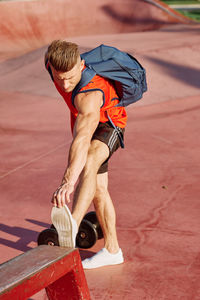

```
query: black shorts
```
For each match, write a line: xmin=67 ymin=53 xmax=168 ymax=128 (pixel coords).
xmin=92 ymin=122 xmax=125 ymax=174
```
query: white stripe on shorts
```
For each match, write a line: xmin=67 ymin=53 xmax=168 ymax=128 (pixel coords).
xmin=108 ymin=129 xmax=118 ymax=151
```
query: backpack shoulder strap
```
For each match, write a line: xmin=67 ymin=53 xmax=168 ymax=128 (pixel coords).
xmin=45 ymin=58 xmax=54 ymax=82
xmin=71 ymin=66 xmax=96 ymax=106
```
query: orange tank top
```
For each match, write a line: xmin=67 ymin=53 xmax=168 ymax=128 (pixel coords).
xmin=54 ymin=73 xmax=127 ymax=133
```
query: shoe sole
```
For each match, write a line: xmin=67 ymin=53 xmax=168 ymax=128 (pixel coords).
xmin=51 ymin=205 xmax=75 ymax=248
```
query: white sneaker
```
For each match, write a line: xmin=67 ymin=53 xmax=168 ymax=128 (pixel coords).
xmin=82 ymin=248 xmax=124 ymax=269
xmin=51 ymin=205 xmax=77 ymax=248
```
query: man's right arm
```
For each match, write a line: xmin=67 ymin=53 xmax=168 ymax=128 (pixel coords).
xmin=52 ymin=90 xmax=103 ymax=207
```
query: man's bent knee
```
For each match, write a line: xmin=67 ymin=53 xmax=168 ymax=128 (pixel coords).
xmin=83 ymin=140 xmax=109 ymax=174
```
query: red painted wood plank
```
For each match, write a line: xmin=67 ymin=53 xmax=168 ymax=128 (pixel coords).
xmin=0 ymin=245 xmax=90 ymax=300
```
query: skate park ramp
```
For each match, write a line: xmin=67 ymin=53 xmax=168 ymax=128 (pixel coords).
xmin=0 ymin=0 xmax=195 ymax=61
xmin=0 ymin=0 xmax=200 ymax=299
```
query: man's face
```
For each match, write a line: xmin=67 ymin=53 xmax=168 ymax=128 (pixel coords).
xmin=51 ymin=59 xmax=84 ymax=93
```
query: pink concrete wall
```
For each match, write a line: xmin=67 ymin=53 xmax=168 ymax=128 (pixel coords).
xmin=0 ymin=0 xmax=190 ymax=60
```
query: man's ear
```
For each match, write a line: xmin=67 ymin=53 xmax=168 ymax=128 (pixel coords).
xmin=80 ymin=59 xmax=85 ymax=70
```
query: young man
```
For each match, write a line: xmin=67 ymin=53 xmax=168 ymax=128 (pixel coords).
xmin=45 ymin=40 xmax=127 ymax=269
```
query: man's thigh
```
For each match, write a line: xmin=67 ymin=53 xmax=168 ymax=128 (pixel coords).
xmin=92 ymin=122 xmax=125 ymax=174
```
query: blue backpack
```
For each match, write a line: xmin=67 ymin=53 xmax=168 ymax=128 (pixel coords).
xmin=72 ymin=44 xmax=147 ymax=107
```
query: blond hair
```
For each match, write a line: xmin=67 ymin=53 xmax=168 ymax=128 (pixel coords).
xmin=46 ymin=40 xmax=80 ymax=72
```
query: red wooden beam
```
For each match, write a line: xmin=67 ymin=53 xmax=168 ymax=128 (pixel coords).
xmin=0 ymin=245 xmax=90 ymax=300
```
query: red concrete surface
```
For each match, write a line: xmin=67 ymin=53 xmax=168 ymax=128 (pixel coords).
xmin=0 ymin=0 xmax=200 ymax=299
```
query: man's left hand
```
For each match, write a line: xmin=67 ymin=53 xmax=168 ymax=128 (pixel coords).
xmin=51 ymin=182 xmax=74 ymax=208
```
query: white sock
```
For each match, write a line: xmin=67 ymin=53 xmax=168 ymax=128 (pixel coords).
xmin=51 ymin=205 xmax=77 ymax=248
xmin=82 ymin=248 xmax=124 ymax=269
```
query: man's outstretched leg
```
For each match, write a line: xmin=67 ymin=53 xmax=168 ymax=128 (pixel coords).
xmin=72 ymin=140 xmax=110 ymax=226
xmin=81 ymin=172 xmax=124 ymax=269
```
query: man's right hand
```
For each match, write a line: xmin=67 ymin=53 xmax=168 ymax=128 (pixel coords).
xmin=51 ymin=182 xmax=74 ymax=208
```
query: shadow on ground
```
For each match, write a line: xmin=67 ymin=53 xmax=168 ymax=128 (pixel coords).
xmin=145 ymin=55 xmax=200 ymax=88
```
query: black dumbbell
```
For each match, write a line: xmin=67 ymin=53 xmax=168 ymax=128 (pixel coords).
xmin=76 ymin=211 xmax=103 ymax=249
xmin=37 ymin=211 xmax=103 ymax=249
